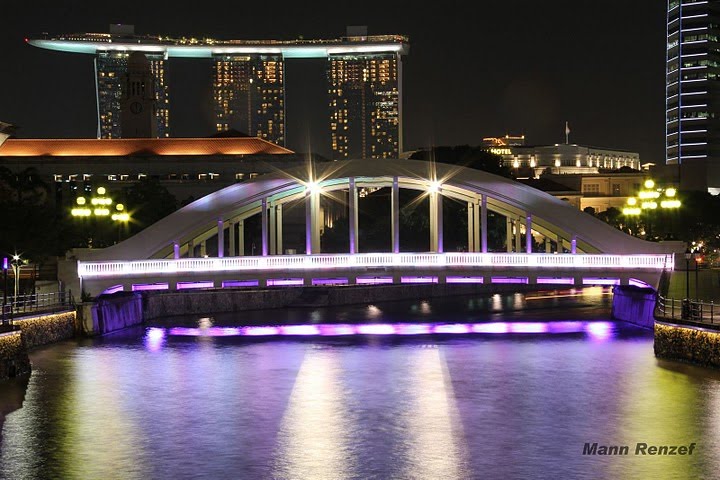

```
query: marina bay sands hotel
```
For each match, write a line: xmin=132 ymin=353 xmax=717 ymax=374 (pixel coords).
xmin=28 ymin=26 xmax=409 ymax=160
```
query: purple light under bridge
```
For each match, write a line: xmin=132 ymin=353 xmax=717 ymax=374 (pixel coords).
xmin=149 ymin=321 xmax=615 ymax=341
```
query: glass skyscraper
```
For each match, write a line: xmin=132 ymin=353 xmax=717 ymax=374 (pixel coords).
xmin=666 ymin=0 xmax=720 ymax=192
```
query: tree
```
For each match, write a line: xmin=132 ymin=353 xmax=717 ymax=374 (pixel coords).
xmin=123 ymin=178 xmax=178 ymax=235
xmin=409 ymin=145 xmax=513 ymax=178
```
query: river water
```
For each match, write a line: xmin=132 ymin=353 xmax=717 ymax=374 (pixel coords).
xmin=2 ymin=288 xmax=720 ymax=480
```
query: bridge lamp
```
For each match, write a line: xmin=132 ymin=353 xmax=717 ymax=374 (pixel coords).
xmin=428 ymin=181 xmax=441 ymax=193
xmin=76 ymin=197 xmax=86 ymax=205
xmin=665 ymin=188 xmax=676 ymax=198
xmin=644 ymin=179 xmax=655 ymax=189
xmin=306 ymin=181 xmax=322 ymax=194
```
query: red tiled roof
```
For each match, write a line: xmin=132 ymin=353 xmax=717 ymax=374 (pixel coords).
xmin=0 ymin=137 xmax=294 ymax=156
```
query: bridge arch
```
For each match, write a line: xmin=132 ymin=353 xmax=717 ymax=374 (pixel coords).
xmin=78 ymin=159 xmax=668 ymax=262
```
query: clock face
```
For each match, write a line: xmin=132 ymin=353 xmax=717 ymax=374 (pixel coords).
xmin=130 ymin=101 xmax=143 ymax=114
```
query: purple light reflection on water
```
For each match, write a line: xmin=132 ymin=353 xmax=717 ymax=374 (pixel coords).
xmin=320 ymin=324 xmax=356 ymax=335
xmin=509 ymin=323 xmax=549 ymax=334
xmin=585 ymin=322 xmax=614 ymax=341
xmin=356 ymin=324 xmax=397 ymax=335
xmin=159 ymin=321 xmax=617 ymax=339
xmin=281 ymin=325 xmax=321 ymax=335
xmin=396 ymin=324 xmax=432 ymax=335
xmin=433 ymin=324 xmax=471 ymax=334
xmin=144 ymin=327 xmax=166 ymax=352
xmin=244 ymin=326 xmax=281 ymax=336
xmin=472 ymin=323 xmax=509 ymax=334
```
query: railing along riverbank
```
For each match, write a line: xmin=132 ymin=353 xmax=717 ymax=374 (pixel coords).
xmin=656 ymin=294 xmax=719 ymax=324
xmin=2 ymin=291 xmax=73 ymax=325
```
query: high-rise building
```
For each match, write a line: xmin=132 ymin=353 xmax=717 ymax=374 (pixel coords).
xmin=328 ymin=52 xmax=401 ymax=159
xmin=213 ymin=55 xmax=285 ymax=145
xmin=27 ymin=28 xmax=408 ymax=157
xmin=666 ymin=0 xmax=720 ymax=193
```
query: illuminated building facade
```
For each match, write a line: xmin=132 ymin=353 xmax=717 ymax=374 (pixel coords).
xmin=213 ymin=55 xmax=284 ymax=145
xmin=485 ymin=141 xmax=641 ymax=177
xmin=328 ymin=52 xmax=401 ymax=159
xmin=666 ymin=0 xmax=720 ymax=192
xmin=28 ymin=28 xmax=408 ymax=155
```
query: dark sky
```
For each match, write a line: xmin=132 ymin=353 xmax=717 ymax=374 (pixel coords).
xmin=1 ymin=0 xmax=666 ymax=162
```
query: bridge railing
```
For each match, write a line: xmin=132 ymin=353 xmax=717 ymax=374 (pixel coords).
xmin=656 ymin=295 xmax=719 ymax=324
xmin=78 ymin=253 xmax=674 ymax=278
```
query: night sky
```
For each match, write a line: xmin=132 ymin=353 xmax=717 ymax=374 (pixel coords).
xmin=1 ymin=0 xmax=666 ymax=162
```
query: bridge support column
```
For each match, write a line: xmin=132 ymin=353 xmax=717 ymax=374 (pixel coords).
xmin=506 ymin=216 xmax=513 ymax=252
xmin=217 ymin=219 xmax=224 ymax=258
xmin=557 ymin=234 xmax=563 ymax=253
xmin=305 ymin=189 xmax=321 ymax=254
xmin=525 ymin=214 xmax=532 ymax=253
xmin=545 ymin=236 xmax=552 ymax=253
xmin=467 ymin=200 xmax=480 ymax=252
xmin=481 ymin=195 xmax=488 ymax=253
xmin=391 ymin=176 xmax=400 ymax=254
xmin=571 ymin=235 xmax=577 ymax=254
xmin=188 ymin=239 xmax=194 ymax=258
xmin=276 ymin=204 xmax=283 ymax=255
xmin=173 ymin=242 xmax=180 ymax=259
xmin=238 ymin=220 xmax=245 ymax=256
xmin=514 ymin=217 xmax=522 ymax=253
xmin=199 ymin=241 xmax=207 ymax=258
xmin=430 ymin=190 xmax=443 ymax=253
xmin=349 ymin=177 xmax=359 ymax=254
xmin=228 ymin=221 xmax=236 ymax=257
xmin=262 ymin=198 xmax=269 ymax=256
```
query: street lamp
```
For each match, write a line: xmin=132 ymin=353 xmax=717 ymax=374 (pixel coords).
xmin=2 ymin=257 xmax=7 ymax=324
xmin=683 ymin=248 xmax=693 ymax=319
xmin=623 ymin=180 xmax=681 ymax=239
xmin=10 ymin=254 xmax=27 ymax=303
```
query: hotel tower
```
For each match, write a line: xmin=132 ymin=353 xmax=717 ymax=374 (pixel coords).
xmin=28 ymin=26 xmax=409 ymax=159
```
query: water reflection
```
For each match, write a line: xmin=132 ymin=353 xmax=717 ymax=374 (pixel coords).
xmin=403 ymin=346 xmax=467 ymax=479
xmin=2 ymin=290 xmax=720 ymax=479
xmin=273 ymin=350 xmax=354 ymax=480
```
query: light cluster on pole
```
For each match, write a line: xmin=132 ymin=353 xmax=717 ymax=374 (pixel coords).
xmin=71 ymin=187 xmax=130 ymax=223
xmin=623 ymin=179 xmax=681 ymax=216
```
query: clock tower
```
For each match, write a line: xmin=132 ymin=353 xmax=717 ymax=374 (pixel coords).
xmin=121 ymin=52 xmax=157 ymax=138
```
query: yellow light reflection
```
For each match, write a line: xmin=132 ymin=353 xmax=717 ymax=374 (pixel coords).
xmin=403 ymin=347 xmax=467 ymax=479
xmin=273 ymin=351 xmax=353 ymax=480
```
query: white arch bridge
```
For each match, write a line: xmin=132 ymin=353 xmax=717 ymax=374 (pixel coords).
xmin=64 ymin=159 xmax=676 ymax=297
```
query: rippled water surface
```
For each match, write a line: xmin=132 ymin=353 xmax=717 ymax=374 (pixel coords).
xmin=2 ymin=289 xmax=720 ymax=479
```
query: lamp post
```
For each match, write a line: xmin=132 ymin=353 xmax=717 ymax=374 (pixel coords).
xmin=2 ymin=257 xmax=7 ymax=325
xmin=623 ymin=180 xmax=680 ymax=239
xmin=684 ymin=248 xmax=692 ymax=319
xmin=72 ymin=187 xmax=131 ymax=247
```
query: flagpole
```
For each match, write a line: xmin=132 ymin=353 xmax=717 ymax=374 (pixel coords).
xmin=565 ymin=121 xmax=570 ymax=144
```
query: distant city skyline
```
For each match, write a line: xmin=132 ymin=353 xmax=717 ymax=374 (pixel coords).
xmin=1 ymin=0 xmax=666 ymax=162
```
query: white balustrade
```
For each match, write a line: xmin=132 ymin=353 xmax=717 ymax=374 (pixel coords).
xmin=77 ymin=252 xmax=673 ymax=278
